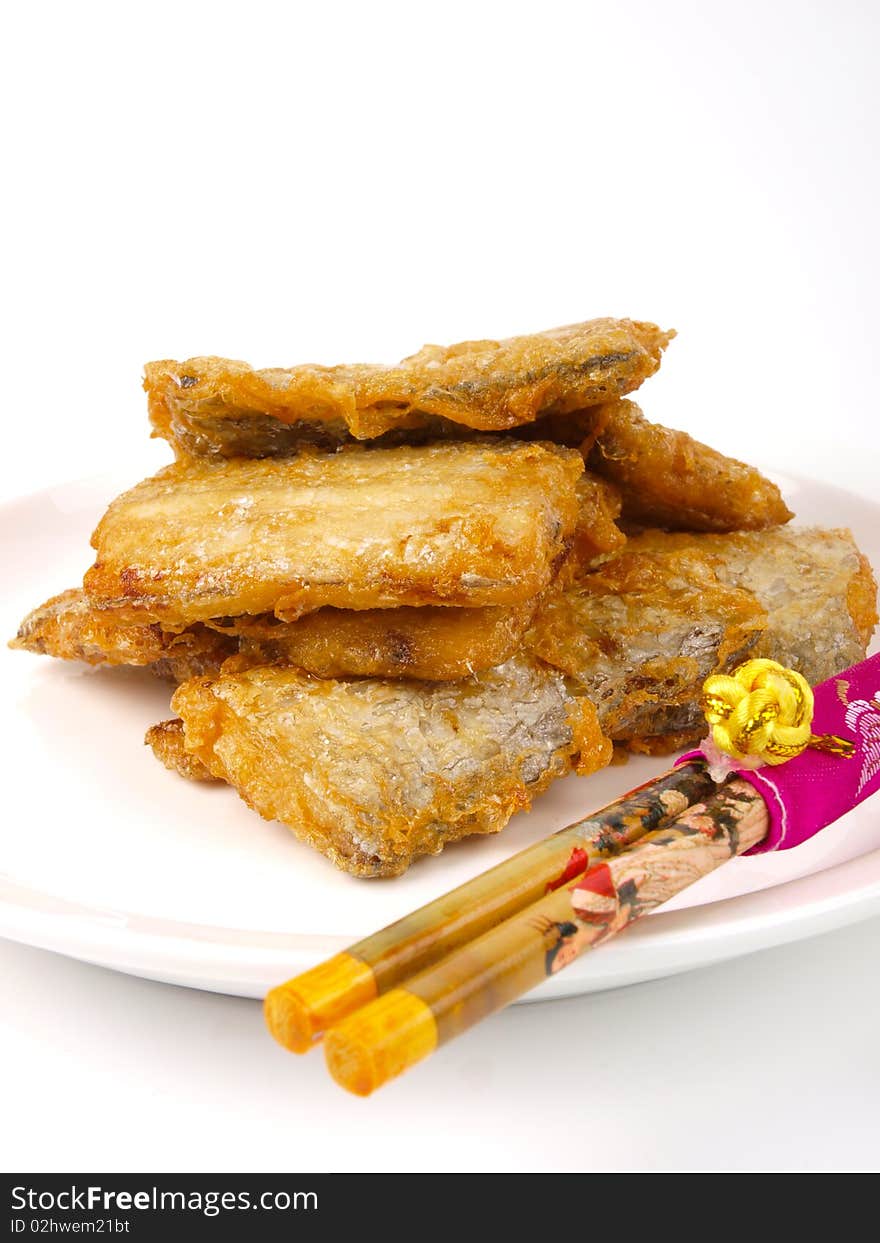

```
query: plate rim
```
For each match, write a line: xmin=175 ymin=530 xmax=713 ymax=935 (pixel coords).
xmin=3 ymin=465 xmax=879 ymax=1000
xmin=3 ymin=842 xmax=880 ymax=1001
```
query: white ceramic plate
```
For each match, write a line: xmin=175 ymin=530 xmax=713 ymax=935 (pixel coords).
xmin=2 ymin=469 xmax=879 ymax=1002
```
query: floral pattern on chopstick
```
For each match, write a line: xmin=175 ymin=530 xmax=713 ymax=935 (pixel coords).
xmin=543 ymin=762 xmax=717 ymax=894
xmin=540 ymin=778 xmax=767 ymax=974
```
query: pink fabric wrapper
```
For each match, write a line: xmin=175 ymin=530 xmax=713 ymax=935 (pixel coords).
xmin=678 ymin=651 xmax=880 ymax=855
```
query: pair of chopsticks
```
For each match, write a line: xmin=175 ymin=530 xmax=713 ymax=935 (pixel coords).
xmin=265 ymin=654 xmax=880 ymax=1094
xmin=266 ymin=760 xmax=769 ymax=1094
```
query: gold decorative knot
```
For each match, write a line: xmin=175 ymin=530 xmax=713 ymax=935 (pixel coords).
xmin=701 ymin=658 xmax=854 ymax=767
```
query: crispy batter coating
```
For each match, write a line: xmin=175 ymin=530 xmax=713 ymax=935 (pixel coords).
xmin=573 ymin=471 xmax=626 ymax=568
xmin=584 ymin=400 xmax=793 ymax=532
xmin=15 ymin=472 xmax=618 ymax=683
xmin=206 ymin=471 xmax=620 ymax=677
xmin=146 ymin=319 xmax=674 ymax=458
xmin=13 ymin=587 xmax=548 ymax=687
xmin=527 ymin=526 xmax=877 ymax=750
xmin=528 ymin=541 xmax=764 ymax=744
xmin=226 ymin=600 xmax=539 ymax=681
xmin=626 ymin=525 xmax=878 ymax=654
xmin=168 ymin=658 xmax=612 ymax=877
xmin=9 ymin=588 xmax=234 ymax=681
xmin=11 ymin=587 xmax=538 ymax=683
xmin=145 ymin=719 xmax=219 ymax=781
xmin=83 ymin=441 xmax=582 ymax=626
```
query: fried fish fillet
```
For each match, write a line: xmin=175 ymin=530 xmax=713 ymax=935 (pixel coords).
xmin=629 ymin=525 xmax=878 ymax=664
xmin=584 ymin=399 xmax=793 ymax=531
xmin=9 ymin=588 xmax=235 ymax=681
xmin=527 ymin=526 xmax=877 ymax=751
xmin=166 ymin=658 xmax=613 ymax=877
xmin=145 ymin=319 xmax=674 ymax=458
xmin=16 ymin=470 xmax=619 ymax=682
xmin=145 ymin=719 xmax=218 ymax=782
xmin=83 ymin=440 xmax=583 ymax=626
xmin=573 ymin=470 xmax=626 ymax=567
xmin=10 ymin=588 xmax=540 ymax=683
xmin=217 ymin=471 xmax=622 ymax=678
xmin=11 ymin=579 xmax=551 ymax=688
xmin=226 ymin=600 xmax=539 ymax=681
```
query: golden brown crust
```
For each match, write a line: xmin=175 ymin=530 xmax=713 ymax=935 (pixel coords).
xmin=847 ymin=551 xmax=880 ymax=650
xmin=146 ymin=319 xmax=674 ymax=457
xmin=573 ymin=471 xmax=626 ymax=568
xmin=15 ymin=468 xmax=618 ymax=683
xmin=527 ymin=526 xmax=876 ymax=752
xmin=145 ymin=719 xmax=219 ymax=781
xmin=11 ymin=587 xmax=541 ymax=684
xmin=83 ymin=441 xmax=583 ymax=626
xmin=528 ymin=543 xmax=766 ymax=746
xmin=170 ymin=659 xmax=612 ymax=877
xmin=227 ymin=600 xmax=538 ymax=681
xmin=9 ymin=588 xmax=233 ymax=681
xmin=585 ymin=399 xmax=794 ymax=532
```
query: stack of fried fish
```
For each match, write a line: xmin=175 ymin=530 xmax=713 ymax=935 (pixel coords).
xmin=12 ymin=320 xmax=877 ymax=876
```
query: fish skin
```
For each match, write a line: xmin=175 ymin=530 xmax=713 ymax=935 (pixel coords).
xmin=584 ymin=399 xmax=793 ymax=532
xmin=82 ymin=440 xmax=583 ymax=626
xmin=9 ymin=587 xmax=235 ymax=681
xmin=527 ymin=526 xmax=877 ymax=750
xmin=167 ymin=657 xmax=612 ymax=877
xmin=145 ymin=319 xmax=673 ymax=457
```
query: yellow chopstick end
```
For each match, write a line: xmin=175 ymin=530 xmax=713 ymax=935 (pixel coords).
xmin=265 ymin=952 xmax=377 ymax=1054
xmin=324 ymin=989 xmax=438 ymax=1096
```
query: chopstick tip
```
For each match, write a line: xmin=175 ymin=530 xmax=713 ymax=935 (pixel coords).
xmin=324 ymin=989 xmax=438 ymax=1096
xmin=264 ymin=985 xmax=318 ymax=1054
xmin=264 ymin=952 xmax=379 ymax=1054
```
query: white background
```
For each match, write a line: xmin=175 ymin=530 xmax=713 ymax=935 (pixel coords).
xmin=2 ymin=0 xmax=879 ymax=1173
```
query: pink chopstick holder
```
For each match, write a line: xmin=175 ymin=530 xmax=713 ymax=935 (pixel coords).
xmin=678 ymin=651 xmax=880 ymax=854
